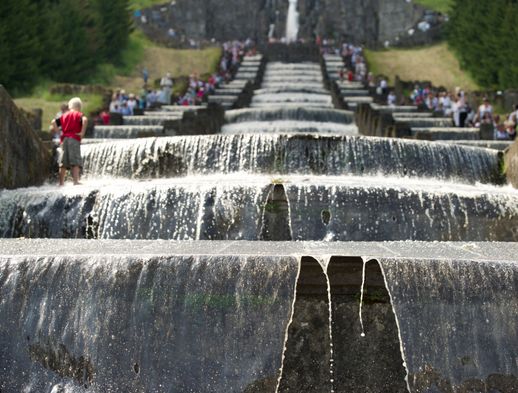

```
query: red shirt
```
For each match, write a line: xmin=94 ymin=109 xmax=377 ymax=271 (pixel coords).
xmin=60 ymin=111 xmax=84 ymax=142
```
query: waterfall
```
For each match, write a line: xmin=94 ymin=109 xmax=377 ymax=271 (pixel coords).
xmin=286 ymin=0 xmax=299 ymax=43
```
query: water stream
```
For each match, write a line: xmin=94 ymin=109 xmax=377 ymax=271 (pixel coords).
xmin=286 ymin=0 xmax=299 ymax=43
xmin=1 ymin=48 xmax=518 ymax=392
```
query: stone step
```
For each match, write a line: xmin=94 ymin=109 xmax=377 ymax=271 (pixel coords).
xmin=208 ymin=95 xmax=238 ymax=103
xmin=214 ymin=88 xmax=244 ymax=96
xmin=2 ymin=175 xmax=516 ymax=241
xmin=80 ymin=134 xmax=502 ymax=185
xmin=160 ymin=105 xmax=204 ymax=112
xmin=411 ymin=127 xmax=480 ymax=141
xmin=234 ymin=73 xmax=258 ymax=80
xmin=340 ymin=89 xmax=370 ymax=97
xmin=1 ymin=238 xmax=517 ymax=392
xmin=371 ymin=104 xmax=418 ymax=113
xmin=343 ymin=96 xmax=374 ymax=104
xmin=439 ymin=140 xmax=514 ymax=151
xmin=394 ymin=117 xmax=454 ymax=128
xmin=337 ymin=82 xmax=365 ymax=90
xmin=123 ymin=116 xmax=180 ymax=126
xmin=143 ymin=111 xmax=184 ymax=117
xmin=391 ymin=112 xmax=434 ymax=118
xmin=92 ymin=126 xmax=164 ymax=139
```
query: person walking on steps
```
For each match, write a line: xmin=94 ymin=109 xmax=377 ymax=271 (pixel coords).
xmin=51 ymin=97 xmax=88 ymax=186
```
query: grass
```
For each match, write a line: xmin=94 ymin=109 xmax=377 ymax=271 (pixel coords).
xmin=413 ymin=0 xmax=453 ymax=14
xmin=129 ymin=0 xmax=168 ymax=11
xmin=15 ymin=93 xmax=104 ymax=130
xmin=111 ymin=40 xmax=221 ymax=94
xmin=14 ymin=30 xmax=221 ymax=130
xmin=364 ymin=42 xmax=480 ymax=91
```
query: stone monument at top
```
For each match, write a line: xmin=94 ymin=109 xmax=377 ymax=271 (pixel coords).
xmin=286 ymin=0 xmax=299 ymax=43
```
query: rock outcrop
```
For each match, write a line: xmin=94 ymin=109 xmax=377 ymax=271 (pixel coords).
xmin=0 ymin=85 xmax=51 ymax=189
xmin=506 ymin=141 xmax=518 ymax=188
xmin=137 ymin=0 xmax=424 ymax=47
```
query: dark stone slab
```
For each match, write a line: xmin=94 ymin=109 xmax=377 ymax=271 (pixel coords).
xmin=0 ymin=85 xmax=51 ymax=189
xmin=506 ymin=140 xmax=518 ymax=188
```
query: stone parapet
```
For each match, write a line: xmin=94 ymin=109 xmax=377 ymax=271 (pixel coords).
xmin=0 ymin=85 xmax=51 ymax=189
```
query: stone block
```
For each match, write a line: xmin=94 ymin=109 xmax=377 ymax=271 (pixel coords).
xmin=506 ymin=140 xmax=518 ymax=188
xmin=0 ymin=85 xmax=51 ymax=189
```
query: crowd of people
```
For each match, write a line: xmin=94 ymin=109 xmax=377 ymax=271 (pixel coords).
xmin=176 ymin=40 xmax=256 ymax=105
xmin=409 ymin=86 xmax=517 ymax=140
xmin=324 ymin=38 xmax=518 ymax=141
xmin=104 ymin=40 xmax=257 ymax=112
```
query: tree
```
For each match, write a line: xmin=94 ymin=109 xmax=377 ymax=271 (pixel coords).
xmin=448 ymin=0 xmax=518 ymax=89
xmin=0 ymin=0 xmax=41 ymax=91
xmin=91 ymin=0 xmax=132 ymax=63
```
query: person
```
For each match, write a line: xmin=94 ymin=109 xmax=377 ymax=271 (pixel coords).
xmin=142 ymin=68 xmax=149 ymax=86
xmin=127 ymin=94 xmax=138 ymax=114
xmin=100 ymin=109 xmax=110 ymax=125
xmin=387 ymin=91 xmax=396 ymax=106
xmin=508 ymin=104 xmax=518 ymax=128
xmin=50 ymin=103 xmax=69 ymax=143
xmin=494 ymin=116 xmax=508 ymax=140
xmin=476 ymin=97 xmax=494 ymax=125
xmin=51 ymin=97 xmax=88 ymax=186
xmin=121 ymin=101 xmax=132 ymax=116
xmin=160 ymin=72 xmax=174 ymax=104
xmin=505 ymin=120 xmax=517 ymax=140
xmin=379 ymin=78 xmax=388 ymax=95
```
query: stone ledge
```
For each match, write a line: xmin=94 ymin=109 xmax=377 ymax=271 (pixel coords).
xmin=2 ymin=239 xmax=518 ymax=261
xmin=0 ymin=85 xmax=51 ymax=189
xmin=506 ymin=140 xmax=518 ymax=188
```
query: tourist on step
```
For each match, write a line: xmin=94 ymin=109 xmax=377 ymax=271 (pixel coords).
xmin=51 ymin=97 xmax=88 ymax=186
xmin=387 ymin=91 xmax=397 ymax=106
xmin=160 ymin=72 xmax=174 ymax=104
xmin=505 ymin=120 xmax=517 ymax=140
xmin=142 ymin=68 xmax=149 ymax=86
xmin=508 ymin=104 xmax=518 ymax=128
xmin=475 ymin=97 xmax=494 ymax=125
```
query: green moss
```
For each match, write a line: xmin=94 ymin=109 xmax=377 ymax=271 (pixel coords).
xmin=500 ymin=155 xmax=508 ymax=177
xmin=264 ymin=200 xmax=284 ymax=214
xmin=356 ymin=288 xmax=388 ymax=304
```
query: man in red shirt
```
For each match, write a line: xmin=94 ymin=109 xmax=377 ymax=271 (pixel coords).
xmin=51 ymin=97 xmax=88 ymax=186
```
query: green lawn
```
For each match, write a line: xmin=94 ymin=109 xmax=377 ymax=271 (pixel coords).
xmin=15 ymin=93 xmax=104 ymax=129
xmin=14 ymin=30 xmax=221 ymax=130
xmin=129 ymin=0 xmax=168 ymax=11
xmin=365 ymin=42 xmax=479 ymax=91
xmin=414 ymin=0 xmax=453 ymax=14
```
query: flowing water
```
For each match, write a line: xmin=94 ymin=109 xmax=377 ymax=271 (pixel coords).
xmin=1 ymin=50 xmax=518 ymax=392
xmin=286 ymin=0 xmax=299 ymax=43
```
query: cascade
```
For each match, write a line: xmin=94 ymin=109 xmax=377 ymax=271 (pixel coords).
xmin=1 ymin=44 xmax=518 ymax=392
xmin=286 ymin=0 xmax=299 ymax=43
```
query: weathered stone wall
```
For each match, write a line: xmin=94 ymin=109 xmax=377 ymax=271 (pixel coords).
xmin=506 ymin=141 xmax=518 ymax=188
xmin=138 ymin=0 xmax=424 ymax=47
xmin=0 ymin=85 xmax=51 ymax=189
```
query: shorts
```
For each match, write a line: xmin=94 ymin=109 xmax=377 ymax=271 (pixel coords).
xmin=60 ymin=138 xmax=82 ymax=169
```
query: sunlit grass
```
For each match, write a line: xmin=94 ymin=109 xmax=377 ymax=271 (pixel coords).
xmin=128 ymin=0 xmax=168 ymax=11
xmin=364 ymin=42 xmax=479 ymax=91
xmin=414 ymin=0 xmax=453 ymax=14
xmin=15 ymin=93 xmax=104 ymax=130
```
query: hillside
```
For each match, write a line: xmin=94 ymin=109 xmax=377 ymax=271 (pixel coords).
xmin=365 ymin=42 xmax=479 ymax=91
xmin=414 ymin=0 xmax=453 ymax=14
xmin=15 ymin=31 xmax=221 ymax=127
